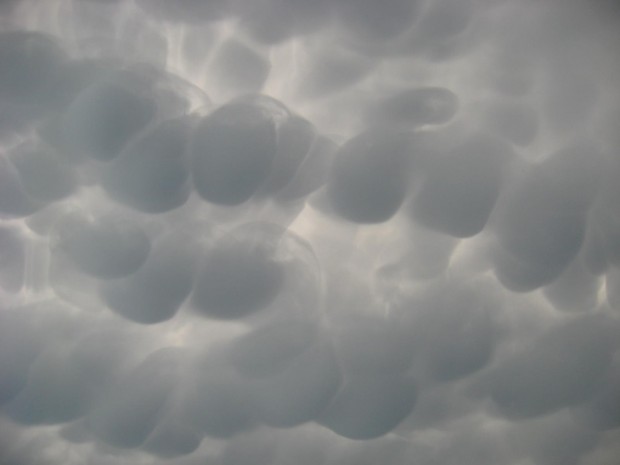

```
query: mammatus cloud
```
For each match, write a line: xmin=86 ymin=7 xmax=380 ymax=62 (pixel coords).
xmin=1 ymin=0 xmax=620 ymax=464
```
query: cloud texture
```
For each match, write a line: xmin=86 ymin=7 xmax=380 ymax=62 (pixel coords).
xmin=1 ymin=1 xmax=620 ymax=464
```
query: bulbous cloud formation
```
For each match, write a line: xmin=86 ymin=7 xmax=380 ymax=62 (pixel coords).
xmin=1 ymin=1 xmax=620 ymax=465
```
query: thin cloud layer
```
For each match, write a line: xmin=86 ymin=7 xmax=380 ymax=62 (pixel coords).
xmin=1 ymin=1 xmax=620 ymax=465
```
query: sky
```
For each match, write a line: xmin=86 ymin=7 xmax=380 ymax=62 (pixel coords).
xmin=1 ymin=0 xmax=620 ymax=464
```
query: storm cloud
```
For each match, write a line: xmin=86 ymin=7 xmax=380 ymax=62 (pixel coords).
xmin=1 ymin=1 xmax=620 ymax=465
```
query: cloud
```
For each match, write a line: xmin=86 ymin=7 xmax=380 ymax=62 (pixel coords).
xmin=101 ymin=117 xmax=193 ymax=213
xmin=1 ymin=0 xmax=620 ymax=464
xmin=326 ymin=129 xmax=414 ymax=224
xmin=411 ymin=132 xmax=514 ymax=237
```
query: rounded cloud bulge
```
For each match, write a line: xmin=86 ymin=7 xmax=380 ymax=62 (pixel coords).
xmin=1 ymin=1 xmax=620 ymax=465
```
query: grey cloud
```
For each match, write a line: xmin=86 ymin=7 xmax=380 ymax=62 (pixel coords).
xmin=485 ymin=314 xmax=620 ymax=419
xmin=368 ymin=87 xmax=459 ymax=129
xmin=136 ymin=0 xmax=230 ymax=24
xmin=585 ymin=168 xmax=620 ymax=273
xmin=191 ymin=100 xmax=278 ymax=206
xmin=235 ymin=0 xmax=330 ymax=45
xmin=102 ymin=117 xmax=193 ymax=213
xmin=412 ymin=133 xmax=514 ymax=237
xmin=52 ymin=211 xmax=151 ymax=280
xmin=0 ymin=418 xmax=60 ymax=465
xmin=273 ymin=135 xmax=336 ymax=202
xmin=326 ymin=129 xmax=414 ymax=224
xmin=492 ymin=142 xmax=603 ymax=291
xmin=42 ymin=58 xmax=113 ymax=114
xmin=248 ymin=339 xmax=341 ymax=427
xmin=541 ymin=53 xmax=600 ymax=134
xmin=100 ymin=230 xmax=199 ymax=324
xmin=221 ymin=426 xmax=334 ymax=465
xmin=401 ymin=278 xmax=502 ymax=382
xmin=61 ymin=74 xmax=157 ymax=161
xmin=327 ymin=436 xmax=412 ymax=465
xmin=318 ymin=373 xmax=417 ymax=440
xmin=0 ymin=309 xmax=40 ymax=406
xmin=543 ymin=256 xmax=602 ymax=313
xmin=330 ymin=314 xmax=414 ymax=375
xmin=257 ymin=115 xmax=316 ymax=197
xmin=606 ymin=266 xmax=620 ymax=311
xmin=0 ymin=302 xmax=127 ymax=412
xmin=208 ymin=40 xmax=271 ymax=97
xmin=87 ymin=347 xmax=184 ymax=448
xmin=395 ymin=0 xmax=475 ymax=60
xmin=296 ymin=46 xmax=375 ymax=99
xmin=178 ymin=352 xmax=256 ymax=438
xmin=334 ymin=0 xmax=420 ymax=42
xmin=4 ymin=330 xmax=128 ymax=425
xmin=414 ymin=0 xmax=473 ymax=44
xmin=142 ymin=418 xmax=203 ymax=458
xmin=0 ymin=31 xmax=66 ymax=108
xmin=377 ymin=222 xmax=458 ymax=281
xmin=572 ymin=356 xmax=620 ymax=431
xmin=1 ymin=0 xmax=620 ymax=464
xmin=508 ymin=410 xmax=600 ymax=465
xmin=0 ymin=153 xmax=41 ymax=218
xmin=0 ymin=226 xmax=25 ymax=293
xmin=484 ymin=101 xmax=539 ymax=147
xmin=191 ymin=223 xmax=286 ymax=319
xmin=405 ymin=381 xmax=483 ymax=430
xmin=9 ymin=144 xmax=77 ymax=203
xmin=221 ymin=429 xmax=278 ymax=465
xmin=228 ymin=319 xmax=320 ymax=378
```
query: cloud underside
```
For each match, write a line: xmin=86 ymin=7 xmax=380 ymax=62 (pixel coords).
xmin=1 ymin=1 xmax=620 ymax=465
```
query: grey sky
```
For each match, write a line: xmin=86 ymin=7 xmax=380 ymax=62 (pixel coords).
xmin=1 ymin=1 xmax=620 ymax=464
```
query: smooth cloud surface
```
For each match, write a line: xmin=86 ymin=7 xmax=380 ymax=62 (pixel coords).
xmin=1 ymin=1 xmax=620 ymax=465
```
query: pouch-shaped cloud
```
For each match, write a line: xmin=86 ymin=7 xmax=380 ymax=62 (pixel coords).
xmin=87 ymin=347 xmax=183 ymax=448
xmin=368 ymin=87 xmax=459 ymax=129
xmin=492 ymin=142 xmax=603 ymax=291
xmin=485 ymin=314 xmax=620 ymax=419
xmin=257 ymin=115 xmax=317 ymax=197
xmin=318 ymin=373 xmax=417 ymax=440
xmin=326 ymin=129 xmax=413 ymax=223
xmin=102 ymin=117 xmax=193 ymax=213
xmin=402 ymin=278 xmax=502 ymax=382
xmin=178 ymin=352 xmax=257 ymax=438
xmin=334 ymin=0 xmax=420 ymax=42
xmin=52 ymin=211 xmax=151 ymax=279
xmin=0 ymin=31 xmax=65 ymax=108
xmin=1 ymin=1 xmax=620 ymax=464
xmin=191 ymin=223 xmax=287 ymax=319
xmin=61 ymin=75 xmax=157 ymax=161
xmin=330 ymin=314 xmax=414 ymax=375
xmin=543 ymin=257 xmax=601 ymax=313
xmin=412 ymin=132 xmax=514 ymax=237
xmin=243 ymin=330 xmax=342 ymax=427
xmin=9 ymin=144 xmax=77 ymax=203
xmin=4 ymin=330 xmax=129 ymax=425
xmin=208 ymin=39 xmax=271 ymax=98
xmin=100 ymin=230 xmax=198 ymax=323
xmin=228 ymin=319 xmax=320 ymax=378
xmin=191 ymin=100 xmax=278 ymax=205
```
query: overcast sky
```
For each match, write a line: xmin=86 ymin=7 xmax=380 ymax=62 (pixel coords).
xmin=1 ymin=0 xmax=620 ymax=464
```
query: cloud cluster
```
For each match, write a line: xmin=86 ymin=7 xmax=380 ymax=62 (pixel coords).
xmin=1 ymin=1 xmax=620 ymax=464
